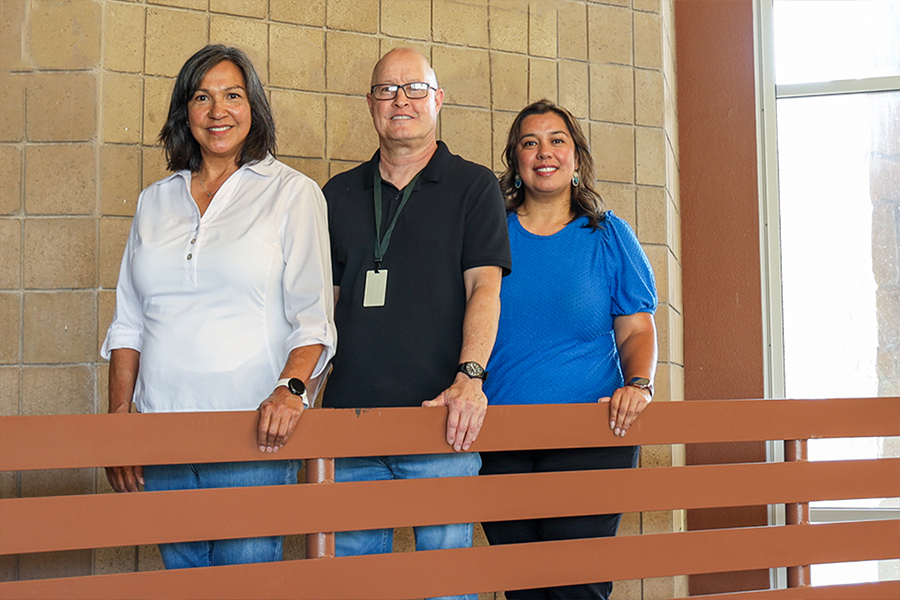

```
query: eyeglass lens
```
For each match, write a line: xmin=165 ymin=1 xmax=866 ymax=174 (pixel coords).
xmin=373 ymin=83 xmax=431 ymax=99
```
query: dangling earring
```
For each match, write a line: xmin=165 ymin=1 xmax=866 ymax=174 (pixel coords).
xmin=572 ymin=171 xmax=580 ymax=187
xmin=514 ymin=174 xmax=522 ymax=189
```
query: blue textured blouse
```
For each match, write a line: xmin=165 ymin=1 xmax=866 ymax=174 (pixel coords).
xmin=484 ymin=211 xmax=657 ymax=405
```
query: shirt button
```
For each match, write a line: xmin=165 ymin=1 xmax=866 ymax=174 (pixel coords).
xmin=187 ymin=254 xmax=192 ymax=260
xmin=190 ymin=238 xmax=196 ymax=244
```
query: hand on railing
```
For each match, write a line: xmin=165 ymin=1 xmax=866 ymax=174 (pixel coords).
xmin=422 ymin=373 xmax=487 ymax=452
xmin=257 ymin=386 xmax=305 ymax=453
xmin=600 ymin=384 xmax=652 ymax=437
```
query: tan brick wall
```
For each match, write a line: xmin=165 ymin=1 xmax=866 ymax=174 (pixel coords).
xmin=0 ymin=0 xmax=683 ymax=596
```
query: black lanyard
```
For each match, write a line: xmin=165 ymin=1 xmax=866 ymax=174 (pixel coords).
xmin=373 ymin=166 xmax=421 ymax=272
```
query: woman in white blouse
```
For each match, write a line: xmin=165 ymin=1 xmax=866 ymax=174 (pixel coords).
xmin=101 ymin=45 xmax=336 ymax=569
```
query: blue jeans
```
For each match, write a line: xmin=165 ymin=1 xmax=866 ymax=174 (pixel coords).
xmin=142 ymin=460 xmax=299 ymax=569
xmin=335 ymin=452 xmax=481 ymax=600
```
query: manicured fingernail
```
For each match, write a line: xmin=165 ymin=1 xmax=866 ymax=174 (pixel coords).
xmin=259 ymin=446 xmax=266 ymax=452
xmin=614 ymin=428 xmax=621 ymax=436
xmin=610 ymin=421 xmax=616 ymax=429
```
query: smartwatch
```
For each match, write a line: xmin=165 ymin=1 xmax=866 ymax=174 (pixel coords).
xmin=275 ymin=377 xmax=309 ymax=407
xmin=458 ymin=361 xmax=488 ymax=381
xmin=626 ymin=376 xmax=653 ymax=398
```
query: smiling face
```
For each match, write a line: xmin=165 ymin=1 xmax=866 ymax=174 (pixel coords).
xmin=515 ymin=112 xmax=579 ymax=203
xmin=187 ymin=60 xmax=252 ymax=165
xmin=367 ymin=49 xmax=443 ymax=150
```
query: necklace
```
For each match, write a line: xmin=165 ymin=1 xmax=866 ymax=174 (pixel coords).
xmin=197 ymin=177 xmax=216 ymax=198
xmin=195 ymin=166 xmax=237 ymax=199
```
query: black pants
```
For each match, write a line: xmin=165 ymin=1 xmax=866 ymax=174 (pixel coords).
xmin=479 ymin=445 xmax=639 ymax=600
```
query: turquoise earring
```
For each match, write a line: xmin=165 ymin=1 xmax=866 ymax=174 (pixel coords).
xmin=514 ymin=174 xmax=522 ymax=189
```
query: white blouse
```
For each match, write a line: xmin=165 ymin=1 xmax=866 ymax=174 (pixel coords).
xmin=101 ymin=155 xmax=336 ymax=413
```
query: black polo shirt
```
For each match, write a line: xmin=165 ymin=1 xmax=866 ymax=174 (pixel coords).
xmin=323 ymin=142 xmax=511 ymax=409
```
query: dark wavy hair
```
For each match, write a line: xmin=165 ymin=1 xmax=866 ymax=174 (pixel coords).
xmin=159 ymin=45 xmax=276 ymax=172
xmin=500 ymin=100 xmax=606 ymax=229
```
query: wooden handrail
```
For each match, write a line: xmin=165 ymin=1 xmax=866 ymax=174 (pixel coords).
xmin=2 ymin=458 xmax=897 ymax=555
xmin=0 ymin=521 xmax=895 ymax=599
xmin=1 ymin=397 xmax=898 ymax=599
xmin=684 ymin=580 xmax=900 ymax=600
xmin=1 ymin=398 xmax=897 ymax=471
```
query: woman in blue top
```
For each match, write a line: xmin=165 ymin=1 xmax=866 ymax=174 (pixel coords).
xmin=480 ymin=100 xmax=658 ymax=600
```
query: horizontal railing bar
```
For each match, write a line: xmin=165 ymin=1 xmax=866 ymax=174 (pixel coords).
xmin=682 ymin=580 xmax=900 ymax=599
xmin=811 ymin=507 xmax=900 ymax=522
xmin=3 ymin=458 xmax=898 ymax=555
xmin=1 ymin=521 xmax=896 ymax=599
xmin=1 ymin=398 xmax=898 ymax=471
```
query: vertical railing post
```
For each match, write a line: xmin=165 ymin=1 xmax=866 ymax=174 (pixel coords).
xmin=306 ymin=457 xmax=336 ymax=559
xmin=785 ymin=439 xmax=810 ymax=588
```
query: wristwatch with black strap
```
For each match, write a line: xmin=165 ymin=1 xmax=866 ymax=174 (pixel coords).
xmin=458 ymin=361 xmax=488 ymax=382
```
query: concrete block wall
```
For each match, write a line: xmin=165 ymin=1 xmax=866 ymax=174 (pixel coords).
xmin=0 ymin=1 xmax=683 ymax=597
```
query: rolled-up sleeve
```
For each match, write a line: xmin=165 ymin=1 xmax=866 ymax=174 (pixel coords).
xmin=100 ymin=209 xmax=144 ymax=360
xmin=278 ymin=176 xmax=337 ymax=379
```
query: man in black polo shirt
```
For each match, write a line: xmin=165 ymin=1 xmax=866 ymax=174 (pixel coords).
xmin=322 ymin=48 xmax=510 ymax=581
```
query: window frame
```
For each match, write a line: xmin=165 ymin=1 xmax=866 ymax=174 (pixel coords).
xmin=753 ymin=0 xmax=900 ymax=589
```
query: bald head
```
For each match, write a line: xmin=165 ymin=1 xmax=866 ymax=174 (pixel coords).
xmin=366 ymin=47 xmax=444 ymax=154
xmin=371 ymin=48 xmax=438 ymax=88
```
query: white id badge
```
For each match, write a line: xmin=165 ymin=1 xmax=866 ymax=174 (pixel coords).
xmin=363 ymin=269 xmax=388 ymax=307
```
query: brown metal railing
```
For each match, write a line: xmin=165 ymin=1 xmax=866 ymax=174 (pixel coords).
xmin=784 ymin=438 xmax=810 ymax=589
xmin=1 ymin=398 xmax=898 ymax=599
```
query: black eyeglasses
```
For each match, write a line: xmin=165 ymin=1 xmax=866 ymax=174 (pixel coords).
xmin=370 ymin=82 xmax=437 ymax=100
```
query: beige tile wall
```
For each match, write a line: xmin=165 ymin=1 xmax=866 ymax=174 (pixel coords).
xmin=0 ymin=0 xmax=683 ymax=596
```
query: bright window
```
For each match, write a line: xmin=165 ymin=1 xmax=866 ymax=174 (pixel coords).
xmin=774 ymin=0 xmax=900 ymax=84
xmin=758 ymin=0 xmax=900 ymax=588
